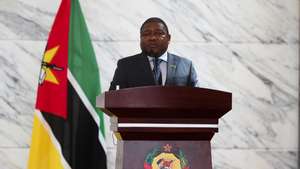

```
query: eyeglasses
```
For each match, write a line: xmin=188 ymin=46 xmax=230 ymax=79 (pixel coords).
xmin=141 ymin=31 xmax=167 ymax=39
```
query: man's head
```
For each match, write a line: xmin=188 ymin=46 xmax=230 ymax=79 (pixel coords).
xmin=140 ymin=17 xmax=171 ymax=57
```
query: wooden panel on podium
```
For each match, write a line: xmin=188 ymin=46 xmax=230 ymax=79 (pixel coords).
xmin=97 ymin=86 xmax=232 ymax=169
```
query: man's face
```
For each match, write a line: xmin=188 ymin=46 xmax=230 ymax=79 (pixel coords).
xmin=140 ymin=22 xmax=170 ymax=57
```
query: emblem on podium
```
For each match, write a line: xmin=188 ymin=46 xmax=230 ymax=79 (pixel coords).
xmin=144 ymin=144 xmax=190 ymax=169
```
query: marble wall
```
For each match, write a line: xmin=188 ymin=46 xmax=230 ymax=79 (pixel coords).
xmin=0 ymin=0 xmax=298 ymax=169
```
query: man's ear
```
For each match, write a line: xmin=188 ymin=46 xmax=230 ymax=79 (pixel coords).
xmin=168 ymin=34 xmax=171 ymax=44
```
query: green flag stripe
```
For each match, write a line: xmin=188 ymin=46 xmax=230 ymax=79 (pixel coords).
xmin=68 ymin=0 xmax=105 ymax=136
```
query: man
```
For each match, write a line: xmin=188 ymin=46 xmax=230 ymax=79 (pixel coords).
xmin=109 ymin=17 xmax=198 ymax=90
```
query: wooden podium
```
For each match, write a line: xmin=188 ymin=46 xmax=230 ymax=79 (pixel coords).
xmin=97 ymin=86 xmax=232 ymax=169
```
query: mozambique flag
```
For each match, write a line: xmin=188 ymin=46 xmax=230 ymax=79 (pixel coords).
xmin=27 ymin=0 xmax=107 ymax=168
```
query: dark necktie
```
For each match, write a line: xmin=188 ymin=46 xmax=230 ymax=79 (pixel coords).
xmin=153 ymin=58 xmax=162 ymax=85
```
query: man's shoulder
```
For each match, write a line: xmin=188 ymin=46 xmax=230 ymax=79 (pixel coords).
xmin=118 ymin=53 xmax=143 ymax=64
xmin=168 ymin=53 xmax=192 ymax=65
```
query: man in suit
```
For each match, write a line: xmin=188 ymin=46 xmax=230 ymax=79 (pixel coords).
xmin=109 ymin=17 xmax=198 ymax=90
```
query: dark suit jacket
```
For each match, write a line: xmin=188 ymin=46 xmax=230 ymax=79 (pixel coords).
xmin=109 ymin=53 xmax=198 ymax=90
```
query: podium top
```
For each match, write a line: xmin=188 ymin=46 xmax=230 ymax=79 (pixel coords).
xmin=97 ymin=86 xmax=232 ymax=119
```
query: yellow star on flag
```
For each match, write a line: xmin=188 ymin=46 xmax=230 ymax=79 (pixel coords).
xmin=42 ymin=46 xmax=60 ymax=84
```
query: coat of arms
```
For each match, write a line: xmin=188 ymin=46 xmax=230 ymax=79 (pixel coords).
xmin=144 ymin=144 xmax=190 ymax=169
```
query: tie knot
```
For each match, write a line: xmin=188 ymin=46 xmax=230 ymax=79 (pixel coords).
xmin=153 ymin=58 xmax=162 ymax=66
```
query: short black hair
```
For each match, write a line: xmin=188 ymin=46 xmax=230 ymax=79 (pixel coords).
xmin=140 ymin=17 xmax=169 ymax=34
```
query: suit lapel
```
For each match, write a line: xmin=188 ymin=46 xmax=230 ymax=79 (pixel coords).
xmin=165 ymin=53 xmax=178 ymax=85
xmin=138 ymin=53 xmax=156 ymax=85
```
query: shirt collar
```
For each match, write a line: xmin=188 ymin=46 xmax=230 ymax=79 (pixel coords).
xmin=147 ymin=51 xmax=168 ymax=62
